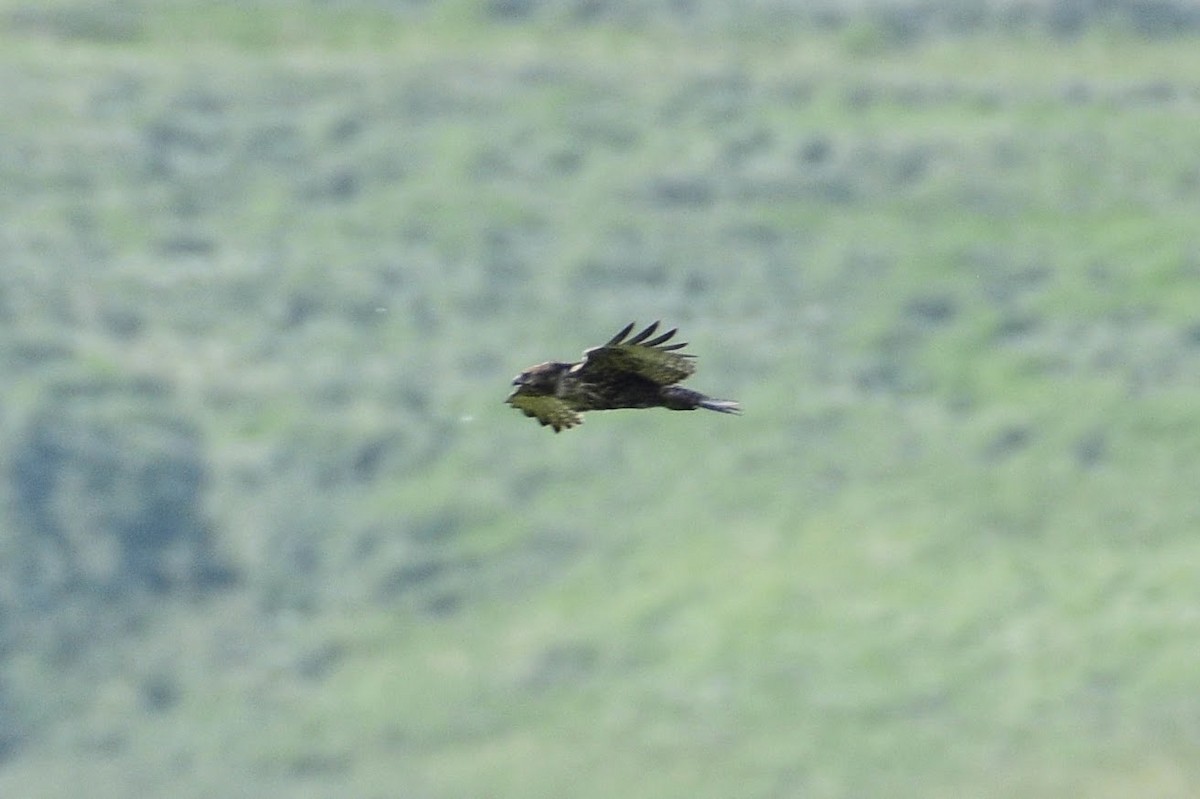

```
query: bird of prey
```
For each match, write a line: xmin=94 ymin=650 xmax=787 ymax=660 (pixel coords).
xmin=506 ymin=321 xmax=741 ymax=432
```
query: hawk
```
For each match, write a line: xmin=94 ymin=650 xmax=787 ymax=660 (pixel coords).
xmin=506 ymin=321 xmax=741 ymax=432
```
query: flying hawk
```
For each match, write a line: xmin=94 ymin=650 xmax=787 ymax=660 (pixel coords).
xmin=506 ymin=321 xmax=741 ymax=432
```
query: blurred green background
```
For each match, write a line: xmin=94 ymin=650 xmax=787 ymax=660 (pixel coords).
xmin=2 ymin=1 xmax=1200 ymax=796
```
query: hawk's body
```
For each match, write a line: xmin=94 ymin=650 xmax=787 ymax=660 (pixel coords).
xmin=506 ymin=322 xmax=740 ymax=432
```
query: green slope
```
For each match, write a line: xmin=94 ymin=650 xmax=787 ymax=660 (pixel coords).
xmin=1 ymin=2 xmax=1199 ymax=797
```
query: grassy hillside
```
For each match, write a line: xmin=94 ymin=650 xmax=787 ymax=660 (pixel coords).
xmin=2 ymin=2 xmax=1200 ymax=797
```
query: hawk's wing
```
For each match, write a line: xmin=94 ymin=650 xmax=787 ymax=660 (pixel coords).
xmin=506 ymin=390 xmax=583 ymax=432
xmin=572 ymin=321 xmax=696 ymax=385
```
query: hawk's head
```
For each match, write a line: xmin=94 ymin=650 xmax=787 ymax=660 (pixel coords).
xmin=511 ymin=361 xmax=570 ymax=395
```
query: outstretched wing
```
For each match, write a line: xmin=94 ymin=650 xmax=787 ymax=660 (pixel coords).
xmin=572 ymin=321 xmax=696 ymax=385
xmin=506 ymin=391 xmax=583 ymax=432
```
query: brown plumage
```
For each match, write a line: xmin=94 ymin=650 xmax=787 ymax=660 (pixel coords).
xmin=506 ymin=321 xmax=741 ymax=432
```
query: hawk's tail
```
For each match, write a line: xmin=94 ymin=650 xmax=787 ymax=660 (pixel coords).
xmin=699 ymin=397 xmax=741 ymax=415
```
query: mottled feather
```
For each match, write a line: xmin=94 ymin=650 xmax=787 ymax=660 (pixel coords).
xmin=506 ymin=393 xmax=583 ymax=432
xmin=572 ymin=321 xmax=696 ymax=385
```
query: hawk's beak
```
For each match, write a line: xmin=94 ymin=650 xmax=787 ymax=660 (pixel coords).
xmin=511 ymin=375 xmax=525 ymax=386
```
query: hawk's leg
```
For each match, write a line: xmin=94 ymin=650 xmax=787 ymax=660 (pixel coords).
xmin=659 ymin=385 xmax=741 ymax=415
xmin=659 ymin=385 xmax=705 ymax=410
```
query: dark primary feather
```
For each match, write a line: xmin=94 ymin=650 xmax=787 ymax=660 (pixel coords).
xmin=602 ymin=322 xmax=635 ymax=346
xmin=602 ymin=321 xmax=689 ymax=351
